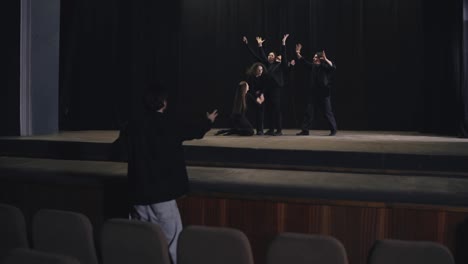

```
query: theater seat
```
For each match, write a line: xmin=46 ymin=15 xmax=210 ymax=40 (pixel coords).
xmin=33 ymin=209 xmax=99 ymax=264
xmin=3 ymin=248 xmax=79 ymax=264
xmin=178 ymin=225 xmax=254 ymax=264
xmin=101 ymin=218 xmax=171 ymax=264
xmin=368 ymin=239 xmax=455 ymax=264
xmin=267 ymin=232 xmax=348 ymax=264
xmin=0 ymin=203 xmax=29 ymax=262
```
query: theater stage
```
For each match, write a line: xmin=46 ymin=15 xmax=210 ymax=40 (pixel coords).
xmin=1 ymin=129 xmax=468 ymax=205
xmin=2 ymin=130 xmax=468 ymax=264
xmin=1 ymin=129 xmax=467 ymax=176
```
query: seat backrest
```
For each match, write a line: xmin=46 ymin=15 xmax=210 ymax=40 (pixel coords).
xmin=178 ymin=225 xmax=254 ymax=264
xmin=0 ymin=203 xmax=29 ymax=261
xmin=33 ymin=209 xmax=99 ymax=264
xmin=3 ymin=248 xmax=79 ymax=264
xmin=101 ymin=218 xmax=171 ymax=264
xmin=267 ymin=232 xmax=348 ymax=264
xmin=368 ymin=239 xmax=455 ymax=264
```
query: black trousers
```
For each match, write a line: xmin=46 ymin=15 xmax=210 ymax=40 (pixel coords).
xmin=301 ymin=96 xmax=337 ymax=132
xmin=252 ymin=102 xmax=265 ymax=132
xmin=266 ymin=89 xmax=283 ymax=132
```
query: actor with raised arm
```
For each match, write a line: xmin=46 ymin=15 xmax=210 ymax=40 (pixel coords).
xmin=295 ymin=43 xmax=338 ymax=136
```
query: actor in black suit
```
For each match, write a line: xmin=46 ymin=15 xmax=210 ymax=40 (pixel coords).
xmin=295 ymin=43 xmax=338 ymax=136
xmin=127 ymin=86 xmax=218 ymax=263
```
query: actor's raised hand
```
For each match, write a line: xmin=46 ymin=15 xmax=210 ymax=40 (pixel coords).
xmin=206 ymin=109 xmax=218 ymax=123
xmin=242 ymin=36 xmax=248 ymax=44
xmin=321 ymin=50 xmax=333 ymax=66
xmin=295 ymin=43 xmax=303 ymax=59
xmin=295 ymin=43 xmax=302 ymax=53
xmin=321 ymin=50 xmax=327 ymax=60
xmin=282 ymin=34 xmax=289 ymax=45
xmin=256 ymin=36 xmax=266 ymax=47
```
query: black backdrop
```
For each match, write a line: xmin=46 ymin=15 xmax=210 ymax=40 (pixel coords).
xmin=58 ymin=0 xmax=467 ymax=135
xmin=178 ymin=0 xmax=424 ymax=130
xmin=59 ymin=0 xmax=180 ymax=129
xmin=1 ymin=0 xmax=20 ymax=136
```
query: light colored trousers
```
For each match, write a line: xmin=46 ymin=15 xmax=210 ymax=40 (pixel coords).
xmin=131 ymin=200 xmax=182 ymax=264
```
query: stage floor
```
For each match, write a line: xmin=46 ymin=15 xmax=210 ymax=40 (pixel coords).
xmin=1 ymin=130 xmax=468 ymax=206
xmin=2 ymin=129 xmax=468 ymax=156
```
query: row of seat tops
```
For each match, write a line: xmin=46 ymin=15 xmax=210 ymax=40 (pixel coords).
xmin=0 ymin=203 xmax=456 ymax=264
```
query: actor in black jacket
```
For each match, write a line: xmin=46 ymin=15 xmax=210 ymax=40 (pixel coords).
xmin=246 ymin=62 xmax=268 ymax=135
xmin=215 ymin=81 xmax=261 ymax=136
xmin=127 ymin=87 xmax=218 ymax=264
xmin=295 ymin=43 xmax=338 ymax=136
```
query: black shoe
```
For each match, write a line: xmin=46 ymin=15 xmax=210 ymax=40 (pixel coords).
xmin=329 ymin=130 xmax=337 ymax=136
xmin=223 ymin=131 xmax=234 ymax=136
xmin=214 ymin=129 xmax=229 ymax=136
xmin=296 ymin=130 xmax=309 ymax=136
xmin=274 ymin=131 xmax=283 ymax=136
xmin=265 ymin=130 xmax=275 ymax=136
xmin=256 ymin=130 xmax=264 ymax=136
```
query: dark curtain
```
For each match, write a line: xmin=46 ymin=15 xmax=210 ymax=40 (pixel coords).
xmin=179 ymin=0 xmax=425 ymax=130
xmin=129 ymin=1 xmax=181 ymax=121
xmin=59 ymin=0 xmax=130 ymax=130
xmin=58 ymin=0 xmax=465 ymax=133
xmin=422 ymin=0 xmax=464 ymax=136
xmin=59 ymin=0 xmax=180 ymax=130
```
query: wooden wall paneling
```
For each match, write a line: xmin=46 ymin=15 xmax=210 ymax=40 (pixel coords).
xmin=376 ymin=208 xmax=389 ymax=239
xmin=202 ymin=197 xmax=227 ymax=226
xmin=178 ymin=196 xmax=206 ymax=225
xmin=281 ymin=203 xmax=321 ymax=233
xmin=327 ymin=206 xmax=380 ymax=264
xmin=225 ymin=199 xmax=281 ymax=264
xmin=386 ymin=208 xmax=441 ymax=241
xmin=176 ymin=195 xmax=468 ymax=264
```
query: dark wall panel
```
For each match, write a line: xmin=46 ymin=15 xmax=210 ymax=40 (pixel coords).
xmin=1 ymin=0 xmax=20 ymax=136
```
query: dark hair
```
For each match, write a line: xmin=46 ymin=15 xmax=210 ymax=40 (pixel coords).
xmin=246 ymin=62 xmax=267 ymax=76
xmin=144 ymin=85 xmax=168 ymax=111
xmin=315 ymin=51 xmax=324 ymax=58
xmin=232 ymin=81 xmax=248 ymax=114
